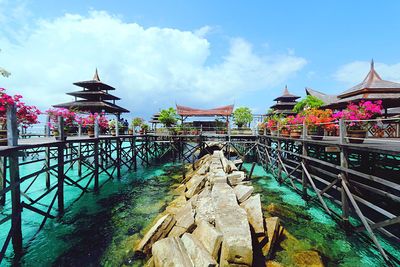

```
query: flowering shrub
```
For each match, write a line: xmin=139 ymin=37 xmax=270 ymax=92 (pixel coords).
xmin=333 ymin=101 xmax=382 ymax=130
xmin=108 ymin=119 xmax=123 ymax=130
xmin=46 ymin=108 xmax=79 ymax=131
xmin=304 ymin=108 xmax=335 ymax=131
xmin=0 ymin=88 xmax=41 ymax=129
xmin=82 ymin=113 xmax=109 ymax=131
xmin=286 ymin=114 xmax=305 ymax=130
xmin=265 ymin=114 xmax=282 ymax=131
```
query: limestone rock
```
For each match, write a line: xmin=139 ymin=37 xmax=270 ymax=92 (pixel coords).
xmin=234 ymin=185 xmax=254 ymax=203
xmin=192 ymin=220 xmax=223 ymax=260
xmin=212 ymin=183 xmax=253 ymax=266
xmin=144 ymin=257 xmax=155 ymax=267
xmin=266 ymin=261 xmax=284 ymax=267
xmin=173 ymin=184 xmax=186 ymax=195
xmin=227 ymin=171 xmax=245 ymax=186
xmin=240 ymin=194 xmax=264 ymax=234
xmin=174 ymin=202 xmax=196 ymax=232
xmin=227 ymin=161 xmax=238 ymax=173
xmin=166 ymin=195 xmax=187 ymax=215
xmin=293 ymin=250 xmax=324 ymax=267
xmin=261 ymin=217 xmax=280 ymax=259
xmin=186 ymin=175 xmax=206 ymax=199
xmin=136 ymin=214 xmax=176 ymax=254
xmin=168 ymin=225 xmax=188 ymax=238
xmin=152 ymin=237 xmax=193 ymax=267
xmin=194 ymin=188 xmax=215 ymax=225
xmin=181 ymin=233 xmax=218 ymax=267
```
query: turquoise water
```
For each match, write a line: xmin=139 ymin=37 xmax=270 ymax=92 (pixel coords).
xmin=244 ymin=163 xmax=400 ymax=267
xmin=0 ymin=160 xmax=183 ymax=267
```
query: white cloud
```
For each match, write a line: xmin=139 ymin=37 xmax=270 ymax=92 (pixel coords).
xmin=1 ymin=10 xmax=307 ymax=118
xmin=334 ymin=60 xmax=400 ymax=85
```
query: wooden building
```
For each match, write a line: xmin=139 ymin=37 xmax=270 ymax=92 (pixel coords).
xmin=54 ymin=69 xmax=129 ymax=116
xmin=269 ymin=85 xmax=300 ymax=116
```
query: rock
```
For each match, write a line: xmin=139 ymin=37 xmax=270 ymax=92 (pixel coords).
xmin=233 ymin=159 xmax=243 ymax=165
xmin=227 ymin=171 xmax=245 ymax=186
xmin=227 ymin=161 xmax=238 ymax=173
xmin=192 ymin=220 xmax=223 ymax=260
xmin=292 ymin=250 xmax=324 ymax=267
xmin=166 ymin=195 xmax=187 ymax=215
xmin=234 ymin=185 xmax=254 ymax=203
xmin=186 ymin=175 xmax=206 ymax=199
xmin=173 ymin=184 xmax=186 ymax=195
xmin=181 ymin=233 xmax=218 ymax=267
xmin=194 ymin=188 xmax=215 ymax=225
xmin=152 ymin=237 xmax=193 ymax=267
xmin=174 ymin=202 xmax=196 ymax=233
xmin=186 ymin=174 xmax=205 ymax=190
xmin=144 ymin=256 xmax=155 ymax=267
xmin=265 ymin=261 xmax=284 ymax=267
xmin=221 ymin=156 xmax=229 ymax=173
xmin=136 ymin=214 xmax=176 ymax=255
xmin=212 ymin=183 xmax=253 ymax=266
xmin=260 ymin=217 xmax=280 ymax=259
xmin=194 ymin=154 xmax=211 ymax=170
xmin=168 ymin=225 xmax=188 ymax=237
xmin=240 ymin=194 xmax=264 ymax=234
xmin=197 ymin=162 xmax=210 ymax=175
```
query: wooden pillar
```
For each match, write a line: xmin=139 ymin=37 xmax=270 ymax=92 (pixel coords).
xmin=0 ymin=157 xmax=5 ymax=206
xmin=58 ymin=116 xmax=65 ymax=141
xmin=77 ymin=143 xmax=82 ymax=177
xmin=8 ymin=104 xmax=22 ymax=255
xmin=45 ymin=115 xmax=51 ymax=137
xmin=116 ymin=138 xmax=121 ymax=178
xmin=301 ymin=121 xmax=308 ymax=199
xmin=57 ymin=144 xmax=64 ymax=215
xmin=339 ymin=118 xmax=350 ymax=230
xmin=93 ymin=140 xmax=99 ymax=191
xmin=133 ymin=136 xmax=137 ymax=171
xmin=45 ymin=147 xmax=51 ymax=189
xmin=115 ymin=115 xmax=119 ymax=137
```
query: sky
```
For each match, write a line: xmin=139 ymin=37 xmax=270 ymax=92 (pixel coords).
xmin=1 ymin=0 xmax=400 ymax=120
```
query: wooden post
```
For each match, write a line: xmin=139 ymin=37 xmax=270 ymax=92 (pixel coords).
xmin=0 ymin=157 xmax=5 ymax=206
xmin=116 ymin=138 xmax=121 ymax=178
xmin=78 ymin=123 xmax=82 ymax=137
xmin=45 ymin=147 xmax=51 ymax=189
xmin=248 ymin=162 xmax=256 ymax=179
xmin=301 ymin=121 xmax=308 ymax=199
xmin=7 ymin=104 xmax=22 ymax=255
xmin=58 ymin=116 xmax=65 ymax=141
xmin=339 ymin=118 xmax=350 ymax=230
xmin=94 ymin=117 xmax=99 ymax=138
xmin=93 ymin=140 xmax=99 ymax=191
xmin=57 ymin=145 xmax=64 ymax=215
xmin=133 ymin=136 xmax=137 ymax=171
xmin=115 ymin=115 xmax=119 ymax=137
xmin=45 ymin=115 xmax=51 ymax=137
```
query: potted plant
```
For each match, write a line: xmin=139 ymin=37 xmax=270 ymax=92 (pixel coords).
xmin=159 ymin=107 xmax=178 ymax=133
xmin=279 ymin=117 xmax=290 ymax=137
xmin=131 ymin=117 xmax=144 ymax=134
xmin=266 ymin=115 xmax=280 ymax=136
xmin=108 ymin=119 xmax=123 ymax=136
xmin=287 ymin=114 xmax=304 ymax=139
xmin=233 ymin=107 xmax=253 ymax=133
xmin=140 ymin=123 xmax=149 ymax=134
xmin=333 ymin=101 xmax=382 ymax=143
xmin=81 ymin=113 xmax=108 ymax=137
xmin=304 ymin=108 xmax=334 ymax=140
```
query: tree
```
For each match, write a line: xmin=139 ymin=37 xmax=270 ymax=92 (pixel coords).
xmin=233 ymin=107 xmax=253 ymax=128
xmin=293 ymin=95 xmax=324 ymax=113
xmin=131 ymin=117 xmax=144 ymax=131
xmin=159 ymin=107 xmax=178 ymax=127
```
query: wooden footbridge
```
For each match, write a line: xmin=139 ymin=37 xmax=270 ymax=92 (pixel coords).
xmin=0 ymin=118 xmax=399 ymax=265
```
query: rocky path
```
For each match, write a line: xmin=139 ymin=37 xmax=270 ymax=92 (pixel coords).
xmin=134 ymin=151 xmax=324 ymax=267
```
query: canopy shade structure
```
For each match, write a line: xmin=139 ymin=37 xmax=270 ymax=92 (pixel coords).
xmin=176 ymin=104 xmax=234 ymax=117
xmin=53 ymin=69 xmax=129 ymax=115
xmin=322 ymin=60 xmax=400 ymax=110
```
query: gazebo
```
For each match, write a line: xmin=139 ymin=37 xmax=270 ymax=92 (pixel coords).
xmin=269 ymin=85 xmax=300 ymax=116
xmin=53 ymin=69 xmax=129 ymax=117
xmin=176 ymin=104 xmax=234 ymax=132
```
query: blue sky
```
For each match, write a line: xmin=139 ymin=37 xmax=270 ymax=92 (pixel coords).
xmin=1 ymin=0 xmax=400 ymax=119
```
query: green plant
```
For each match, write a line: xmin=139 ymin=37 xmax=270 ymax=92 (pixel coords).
xmin=141 ymin=123 xmax=149 ymax=132
xmin=159 ymin=107 xmax=178 ymax=127
xmin=233 ymin=107 xmax=253 ymax=128
xmin=108 ymin=119 xmax=123 ymax=130
xmin=131 ymin=117 xmax=144 ymax=131
xmin=293 ymin=95 xmax=324 ymax=113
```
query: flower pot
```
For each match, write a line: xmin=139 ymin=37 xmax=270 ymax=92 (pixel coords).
xmin=290 ymin=129 xmax=302 ymax=139
xmin=270 ymin=129 xmax=278 ymax=136
xmin=347 ymin=129 xmax=367 ymax=144
xmin=128 ymin=129 xmax=134 ymax=135
xmin=280 ymin=129 xmax=290 ymax=137
xmin=308 ymin=127 xmax=324 ymax=140
xmin=0 ymin=129 xmax=7 ymax=146
xmin=111 ymin=130 xmax=116 ymax=136
xmin=88 ymin=129 xmax=95 ymax=138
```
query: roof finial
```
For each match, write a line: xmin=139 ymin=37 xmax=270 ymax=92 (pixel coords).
xmin=283 ymin=85 xmax=289 ymax=94
xmin=371 ymin=58 xmax=374 ymax=70
xmin=93 ymin=68 xmax=100 ymax=81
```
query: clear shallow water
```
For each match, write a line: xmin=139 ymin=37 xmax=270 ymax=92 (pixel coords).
xmin=244 ymin=163 xmax=400 ymax=267
xmin=1 ymin=162 xmax=183 ymax=267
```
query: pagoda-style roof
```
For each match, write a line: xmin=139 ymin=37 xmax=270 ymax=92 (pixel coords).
xmin=73 ymin=69 xmax=115 ymax=91
xmin=176 ymin=104 xmax=234 ymax=117
xmin=67 ymin=90 xmax=120 ymax=100
xmin=305 ymin=87 xmax=338 ymax=106
xmin=53 ymin=100 xmax=129 ymax=114
xmin=322 ymin=60 xmax=400 ymax=109
xmin=150 ymin=112 xmax=161 ymax=123
xmin=53 ymin=69 xmax=129 ymax=114
xmin=273 ymin=85 xmax=300 ymax=101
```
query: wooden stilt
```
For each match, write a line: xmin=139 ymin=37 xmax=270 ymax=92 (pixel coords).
xmin=0 ymin=157 xmax=5 ymax=206
xmin=93 ymin=140 xmax=99 ymax=191
xmin=57 ymin=145 xmax=64 ymax=215
xmin=45 ymin=147 xmax=51 ymax=189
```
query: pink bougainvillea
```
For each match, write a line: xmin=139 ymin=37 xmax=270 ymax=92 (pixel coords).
xmin=333 ymin=101 xmax=382 ymax=129
xmin=82 ymin=112 xmax=109 ymax=130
